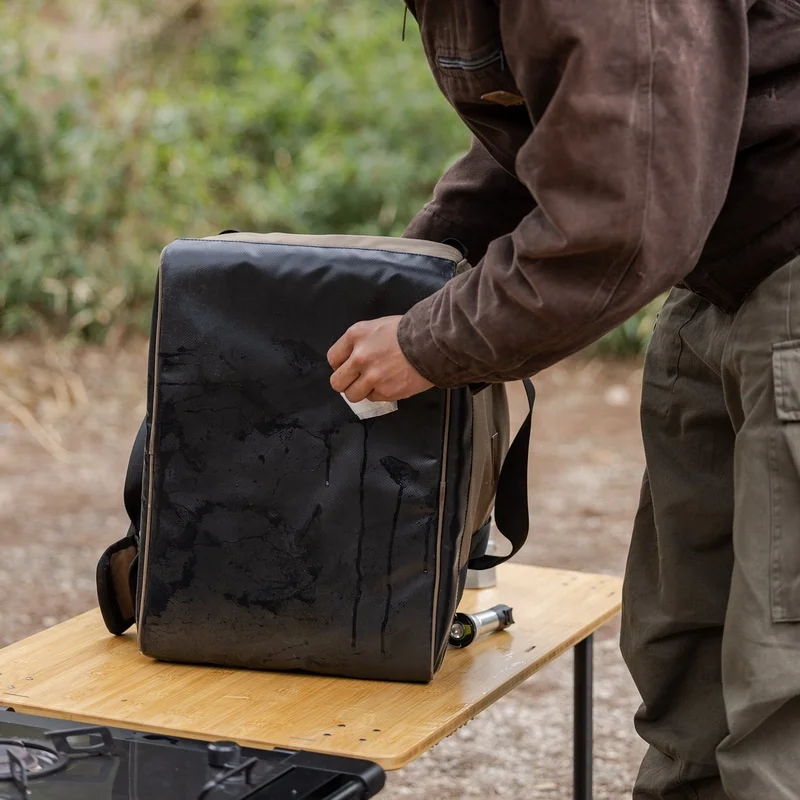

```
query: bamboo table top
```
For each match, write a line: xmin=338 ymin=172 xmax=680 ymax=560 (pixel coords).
xmin=0 ymin=563 xmax=621 ymax=770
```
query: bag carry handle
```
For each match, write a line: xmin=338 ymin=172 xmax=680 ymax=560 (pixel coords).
xmin=469 ymin=378 xmax=535 ymax=571
xmin=97 ymin=419 xmax=146 ymax=635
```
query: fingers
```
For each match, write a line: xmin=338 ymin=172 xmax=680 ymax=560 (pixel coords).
xmin=327 ymin=318 xmax=408 ymax=402
xmin=343 ymin=374 xmax=376 ymax=403
xmin=330 ymin=358 xmax=361 ymax=394
xmin=328 ymin=327 xmax=359 ymax=393
xmin=327 ymin=328 xmax=356 ymax=371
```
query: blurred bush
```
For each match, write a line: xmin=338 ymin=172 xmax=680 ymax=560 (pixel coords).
xmin=595 ymin=300 xmax=661 ymax=357
xmin=0 ymin=0 xmax=662 ymax=353
xmin=1 ymin=0 xmax=467 ymax=338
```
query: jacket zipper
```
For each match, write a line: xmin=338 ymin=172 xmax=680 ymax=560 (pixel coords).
xmin=437 ymin=48 xmax=504 ymax=72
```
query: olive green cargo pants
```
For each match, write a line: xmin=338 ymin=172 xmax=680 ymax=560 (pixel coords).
xmin=621 ymin=256 xmax=800 ymax=799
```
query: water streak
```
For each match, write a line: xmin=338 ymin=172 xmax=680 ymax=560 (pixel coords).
xmin=351 ymin=421 xmax=371 ymax=648
xmin=381 ymin=485 xmax=404 ymax=656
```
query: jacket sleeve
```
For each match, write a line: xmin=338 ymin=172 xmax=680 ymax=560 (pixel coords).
xmin=398 ymin=0 xmax=749 ymax=386
xmin=404 ymin=135 xmax=535 ymax=265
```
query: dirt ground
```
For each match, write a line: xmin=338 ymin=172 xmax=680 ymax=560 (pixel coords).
xmin=0 ymin=340 xmax=647 ymax=798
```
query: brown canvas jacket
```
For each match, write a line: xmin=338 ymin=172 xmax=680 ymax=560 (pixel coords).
xmin=398 ymin=0 xmax=800 ymax=386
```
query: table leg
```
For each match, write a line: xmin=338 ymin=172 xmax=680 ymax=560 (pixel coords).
xmin=573 ymin=634 xmax=593 ymax=800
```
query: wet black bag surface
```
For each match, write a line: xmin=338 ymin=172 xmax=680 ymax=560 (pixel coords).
xmin=97 ymin=233 xmax=534 ymax=682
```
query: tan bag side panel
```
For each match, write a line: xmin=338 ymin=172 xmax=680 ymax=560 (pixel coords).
xmin=459 ymin=384 xmax=511 ymax=568
xmin=200 ymin=232 xmax=463 ymax=263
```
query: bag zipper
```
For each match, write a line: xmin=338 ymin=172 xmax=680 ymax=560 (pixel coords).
xmin=429 ymin=388 xmax=451 ymax=675
xmin=136 ymin=267 xmax=164 ymax=650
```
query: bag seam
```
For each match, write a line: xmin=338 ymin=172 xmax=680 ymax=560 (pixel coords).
xmin=189 ymin=238 xmax=460 ymax=269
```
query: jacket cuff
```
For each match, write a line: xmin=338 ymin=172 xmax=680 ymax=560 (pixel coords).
xmin=398 ymin=296 xmax=475 ymax=388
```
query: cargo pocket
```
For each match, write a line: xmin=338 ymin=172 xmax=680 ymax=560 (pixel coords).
xmin=769 ymin=341 xmax=800 ymax=622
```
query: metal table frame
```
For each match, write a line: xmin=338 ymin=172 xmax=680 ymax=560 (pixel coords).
xmin=573 ymin=634 xmax=594 ymax=800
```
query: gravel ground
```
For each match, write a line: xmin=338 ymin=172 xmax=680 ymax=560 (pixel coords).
xmin=0 ymin=340 xmax=647 ymax=797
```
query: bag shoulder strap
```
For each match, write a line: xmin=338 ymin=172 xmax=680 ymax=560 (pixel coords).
xmin=469 ymin=378 xmax=535 ymax=570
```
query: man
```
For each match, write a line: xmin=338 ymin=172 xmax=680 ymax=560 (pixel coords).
xmin=327 ymin=2 xmax=800 ymax=797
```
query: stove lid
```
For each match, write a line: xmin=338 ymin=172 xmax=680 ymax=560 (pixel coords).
xmin=0 ymin=709 xmax=386 ymax=799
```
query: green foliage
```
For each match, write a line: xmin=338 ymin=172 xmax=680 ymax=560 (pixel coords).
xmin=0 ymin=0 xmax=467 ymax=338
xmin=594 ymin=299 xmax=663 ymax=357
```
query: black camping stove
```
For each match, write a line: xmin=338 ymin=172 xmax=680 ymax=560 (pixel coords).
xmin=0 ymin=708 xmax=384 ymax=800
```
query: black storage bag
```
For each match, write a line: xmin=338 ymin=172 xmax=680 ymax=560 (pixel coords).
xmin=97 ymin=233 xmax=534 ymax=682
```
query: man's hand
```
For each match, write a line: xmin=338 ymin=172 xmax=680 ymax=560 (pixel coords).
xmin=328 ymin=316 xmax=434 ymax=402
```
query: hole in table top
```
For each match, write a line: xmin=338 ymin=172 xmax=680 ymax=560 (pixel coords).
xmin=359 ymin=738 xmax=367 ymax=742
xmin=373 ymin=729 xmax=380 ymax=733
xmin=337 ymin=724 xmax=346 ymax=728
xmin=323 ymin=733 xmax=332 ymax=737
